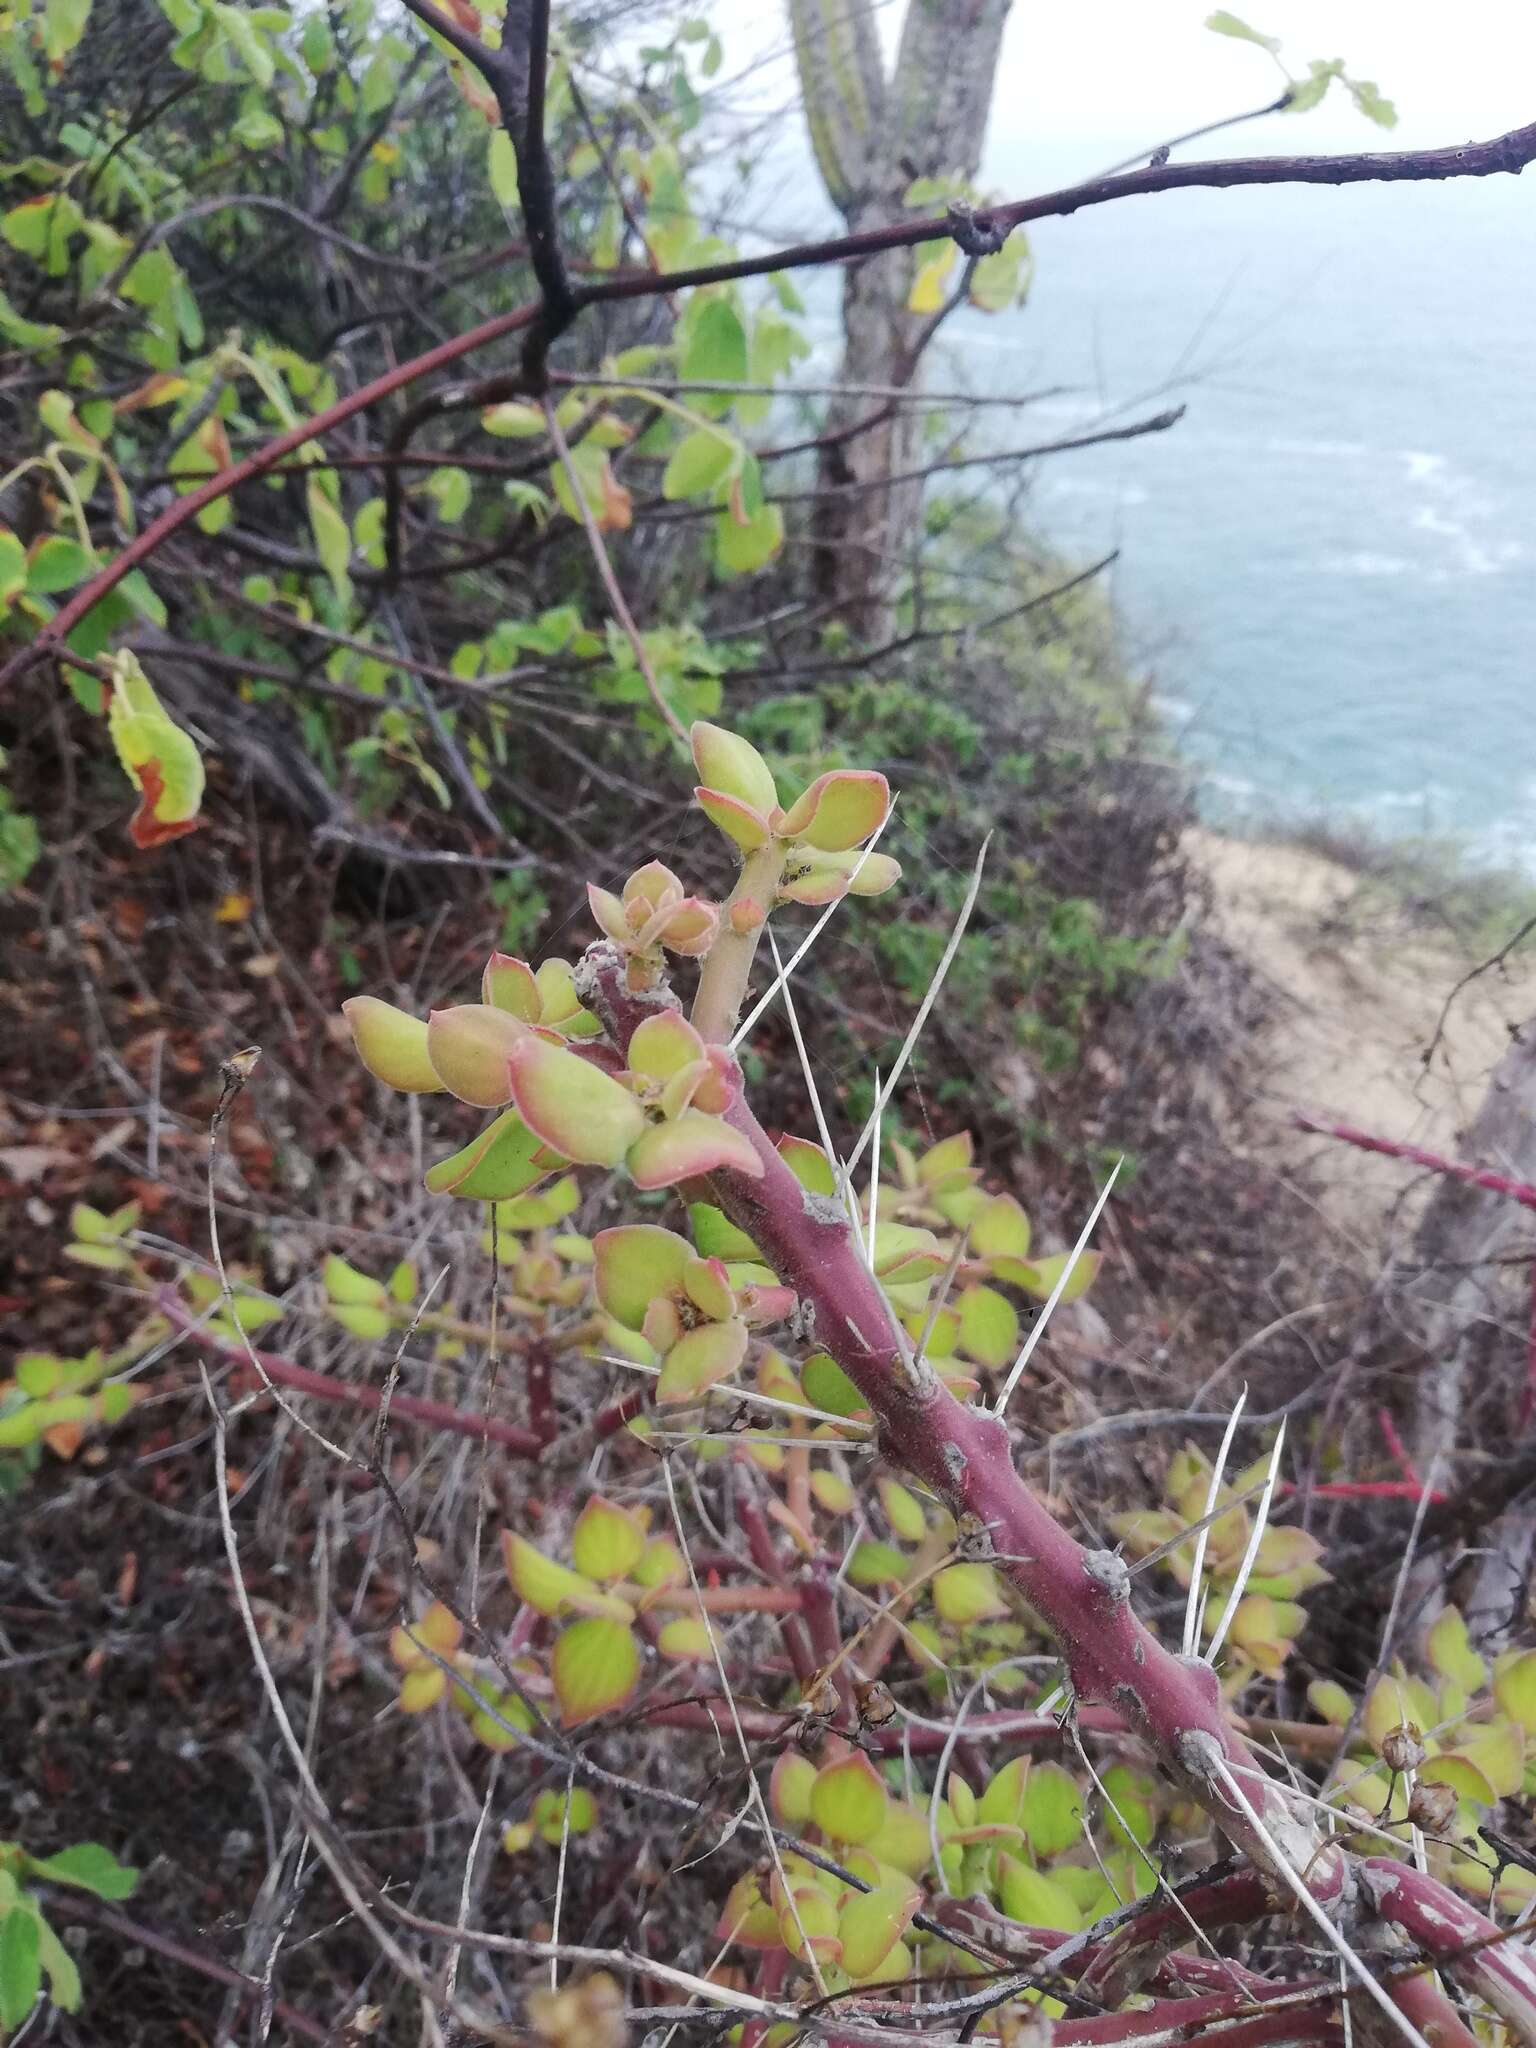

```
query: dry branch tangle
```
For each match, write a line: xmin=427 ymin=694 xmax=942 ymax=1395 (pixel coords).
xmin=9 ymin=118 xmax=1536 ymax=694
xmin=579 ymin=941 xmax=1536 ymax=2036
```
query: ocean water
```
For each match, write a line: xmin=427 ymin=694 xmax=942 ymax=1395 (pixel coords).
xmin=935 ymin=174 xmax=1536 ymax=866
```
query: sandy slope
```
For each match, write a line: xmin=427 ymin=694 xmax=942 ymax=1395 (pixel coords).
xmin=1188 ymin=829 xmax=1536 ymax=1225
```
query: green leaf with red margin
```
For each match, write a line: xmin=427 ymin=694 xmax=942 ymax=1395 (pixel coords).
xmin=695 ymin=786 xmax=771 ymax=852
xmin=839 ymin=1886 xmax=918 ymax=1981
xmin=426 ymin=1004 xmax=527 ymax=1107
xmin=425 ymin=1108 xmax=557 ymax=1200
xmin=508 ymin=1034 xmax=646 ymax=1166
xmin=655 ymin=1316 xmax=748 ymax=1402
xmin=626 ymin=1111 xmax=763 ymax=1189
xmin=593 ymin=1224 xmax=692 ymax=1329
xmin=778 ymin=769 xmax=890 ymax=851
xmin=482 ymin=952 xmax=541 ymax=1020
xmin=776 ymin=1133 xmax=837 ymax=1195
xmin=501 ymin=1533 xmax=634 ymax=1621
xmin=690 ymin=721 xmax=778 ymax=813
xmin=343 ymin=995 xmax=444 ymax=1093
xmin=770 ymin=1750 xmax=816 ymax=1824
xmin=971 ymin=1193 xmax=1031 ymax=1261
xmin=552 ymin=1615 xmax=641 ymax=1725
xmin=629 ymin=1010 xmax=707 ymax=1083
xmin=956 ymin=1284 xmax=1019 ymax=1369
xmin=571 ymin=1495 xmax=647 ymax=1582
xmin=1013 ymin=1249 xmax=1100 ymax=1304
xmin=810 ymin=1751 xmax=888 ymax=1844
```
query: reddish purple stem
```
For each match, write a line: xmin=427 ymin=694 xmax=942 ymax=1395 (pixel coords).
xmin=1292 ymin=1113 xmax=1536 ymax=1211
xmin=160 ymin=1292 xmax=543 ymax=1456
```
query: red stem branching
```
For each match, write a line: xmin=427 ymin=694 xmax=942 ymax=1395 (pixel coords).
xmin=581 ymin=943 xmax=1535 ymax=2028
xmin=160 ymin=1292 xmax=544 ymax=1456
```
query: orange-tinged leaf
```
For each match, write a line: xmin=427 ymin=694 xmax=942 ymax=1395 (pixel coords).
xmin=215 ymin=891 xmax=252 ymax=923
xmin=552 ymin=1615 xmax=641 ymax=1725
xmin=716 ymin=1870 xmax=781 ymax=1949
xmin=114 ymin=372 xmax=188 ymax=415
xmin=659 ymin=898 xmax=717 ymax=956
xmin=777 ymin=1883 xmax=841 ymax=1964
xmin=390 ymin=1600 xmax=463 ymax=1667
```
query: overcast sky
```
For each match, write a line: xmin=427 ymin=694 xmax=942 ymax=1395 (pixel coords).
xmin=722 ymin=3 xmax=1536 ymax=194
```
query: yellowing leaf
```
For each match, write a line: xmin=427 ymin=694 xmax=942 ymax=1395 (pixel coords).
xmin=838 ymin=1886 xmax=917 ymax=1981
xmin=810 ymin=1752 xmax=888 ymax=1844
xmin=998 ymin=1853 xmax=1082 ymax=1931
xmin=1495 ymin=1651 xmax=1536 ymax=1733
xmin=306 ymin=476 xmax=352 ymax=602
xmin=933 ymin=1562 xmax=1009 ymax=1625
xmin=501 ymin=1533 xmax=634 ymax=1621
xmin=1021 ymin=1762 xmax=1084 ymax=1857
xmin=571 ymin=1496 xmax=647 ymax=1583
xmin=105 ymin=651 xmax=204 ymax=849
xmin=907 ymin=247 xmax=955 ymax=314
xmin=552 ymin=1615 xmax=641 ymax=1725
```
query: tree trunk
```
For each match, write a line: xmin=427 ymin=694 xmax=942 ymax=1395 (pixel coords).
xmin=788 ymin=0 xmax=1014 ymax=640
xmin=1405 ymin=1012 xmax=1536 ymax=1641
